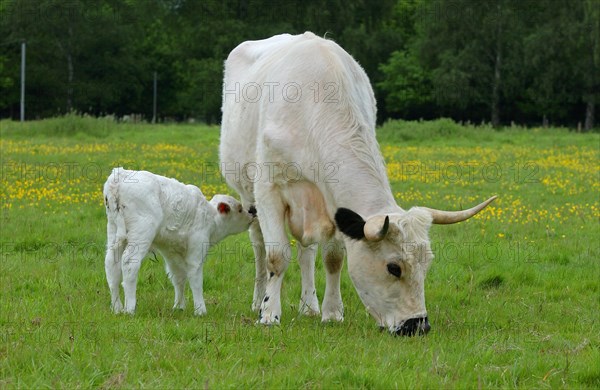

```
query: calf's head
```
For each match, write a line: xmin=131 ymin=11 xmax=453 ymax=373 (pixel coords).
xmin=210 ymin=194 xmax=256 ymax=236
xmin=335 ymin=196 xmax=496 ymax=336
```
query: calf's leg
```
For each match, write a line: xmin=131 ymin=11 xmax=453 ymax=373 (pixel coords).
xmin=164 ymin=255 xmax=187 ymax=310
xmin=105 ymin=220 xmax=125 ymax=313
xmin=185 ymin=242 xmax=209 ymax=316
xmin=121 ymin=234 xmax=154 ymax=314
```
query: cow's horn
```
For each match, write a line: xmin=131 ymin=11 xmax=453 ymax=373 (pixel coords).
xmin=364 ymin=215 xmax=390 ymax=241
xmin=421 ymin=196 xmax=498 ymax=224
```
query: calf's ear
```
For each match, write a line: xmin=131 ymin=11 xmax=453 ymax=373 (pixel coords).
xmin=335 ymin=208 xmax=366 ymax=240
xmin=217 ymin=202 xmax=231 ymax=214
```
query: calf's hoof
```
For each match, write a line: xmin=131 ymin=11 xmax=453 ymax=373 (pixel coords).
xmin=111 ymin=301 xmax=124 ymax=314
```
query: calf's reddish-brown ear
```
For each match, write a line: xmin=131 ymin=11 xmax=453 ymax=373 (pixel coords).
xmin=217 ymin=202 xmax=231 ymax=214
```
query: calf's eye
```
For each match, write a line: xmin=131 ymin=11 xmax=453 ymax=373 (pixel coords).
xmin=386 ymin=263 xmax=402 ymax=278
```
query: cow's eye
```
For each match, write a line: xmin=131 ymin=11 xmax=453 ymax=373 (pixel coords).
xmin=386 ymin=263 xmax=402 ymax=278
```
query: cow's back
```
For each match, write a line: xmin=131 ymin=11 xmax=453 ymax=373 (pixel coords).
xmin=220 ymin=32 xmax=377 ymax=203
xmin=220 ymin=33 xmax=302 ymax=172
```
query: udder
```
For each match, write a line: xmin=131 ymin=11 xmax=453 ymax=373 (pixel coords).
xmin=282 ymin=181 xmax=335 ymax=246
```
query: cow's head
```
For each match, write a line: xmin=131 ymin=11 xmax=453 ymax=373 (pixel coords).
xmin=335 ymin=196 xmax=496 ymax=336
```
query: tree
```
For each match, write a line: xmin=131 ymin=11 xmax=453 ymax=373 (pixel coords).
xmin=582 ymin=0 xmax=599 ymax=130
xmin=0 ymin=52 xmax=17 ymax=113
xmin=378 ymin=49 xmax=433 ymax=119
xmin=520 ymin=0 xmax=592 ymax=127
xmin=0 ymin=0 xmax=171 ymax=118
xmin=415 ymin=0 xmax=528 ymax=127
xmin=0 ymin=0 xmax=594 ymax=126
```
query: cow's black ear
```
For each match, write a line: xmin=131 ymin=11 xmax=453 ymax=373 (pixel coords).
xmin=335 ymin=208 xmax=366 ymax=240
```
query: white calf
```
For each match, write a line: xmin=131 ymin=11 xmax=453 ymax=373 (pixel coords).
xmin=103 ymin=167 xmax=255 ymax=315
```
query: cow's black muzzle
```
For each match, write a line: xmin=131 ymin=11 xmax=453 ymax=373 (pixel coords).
xmin=394 ymin=316 xmax=431 ymax=337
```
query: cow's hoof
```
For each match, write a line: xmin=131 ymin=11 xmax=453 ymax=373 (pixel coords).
xmin=251 ymin=301 xmax=262 ymax=312
xmin=258 ymin=313 xmax=280 ymax=325
xmin=322 ymin=299 xmax=343 ymax=322
xmin=194 ymin=307 xmax=207 ymax=316
xmin=299 ymin=301 xmax=320 ymax=317
xmin=321 ymin=310 xmax=344 ymax=323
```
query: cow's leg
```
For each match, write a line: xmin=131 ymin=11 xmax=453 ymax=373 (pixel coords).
xmin=255 ymin=184 xmax=290 ymax=325
xmin=164 ymin=255 xmax=187 ymax=310
xmin=297 ymin=242 xmax=320 ymax=316
xmin=121 ymin=234 xmax=154 ymax=315
xmin=249 ymin=221 xmax=268 ymax=312
xmin=104 ymin=220 xmax=124 ymax=313
xmin=321 ymin=239 xmax=344 ymax=322
xmin=185 ymin=241 xmax=209 ymax=316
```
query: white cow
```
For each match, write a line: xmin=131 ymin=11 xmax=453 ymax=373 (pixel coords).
xmin=103 ymin=167 xmax=255 ymax=315
xmin=220 ymin=32 xmax=496 ymax=335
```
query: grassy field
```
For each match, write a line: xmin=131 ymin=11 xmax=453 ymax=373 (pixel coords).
xmin=1 ymin=115 xmax=598 ymax=388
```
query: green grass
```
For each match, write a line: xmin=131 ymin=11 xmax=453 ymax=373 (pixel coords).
xmin=1 ymin=116 xmax=599 ymax=388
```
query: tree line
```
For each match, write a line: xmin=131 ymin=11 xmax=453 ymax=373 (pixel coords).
xmin=1 ymin=0 xmax=598 ymax=129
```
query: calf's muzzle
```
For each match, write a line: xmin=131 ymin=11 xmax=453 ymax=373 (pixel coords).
xmin=248 ymin=206 xmax=257 ymax=217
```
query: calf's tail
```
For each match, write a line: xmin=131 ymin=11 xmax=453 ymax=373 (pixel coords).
xmin=103 ymin=167 xmax=128 ymax=243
